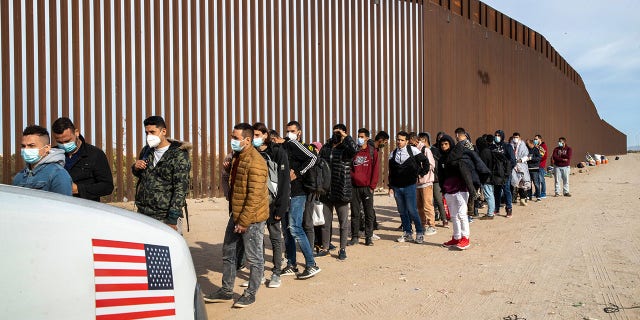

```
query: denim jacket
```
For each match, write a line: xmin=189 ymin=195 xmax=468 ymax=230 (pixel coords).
xmin=13 ymin=148 xmax=72 ymax=196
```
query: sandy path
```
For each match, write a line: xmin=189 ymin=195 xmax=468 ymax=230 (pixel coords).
xmin=179 ymin=153 xmax=640 ymax=320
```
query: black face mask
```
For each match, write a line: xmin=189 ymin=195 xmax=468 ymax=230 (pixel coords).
xmin=332 ymin=132 xmax=342 ymax=143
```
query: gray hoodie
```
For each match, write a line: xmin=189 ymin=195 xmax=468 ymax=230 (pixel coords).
xmin=13 ymin=148 xmax=72 ymax=195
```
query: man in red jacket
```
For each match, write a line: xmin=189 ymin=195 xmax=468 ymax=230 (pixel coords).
xmin=349 ymin=128 xmax=380 ymax=246
xmin=552 ymin=137 xmax=572 ymax=197
xmin=534 ymin=134 xmax=548 ymax=199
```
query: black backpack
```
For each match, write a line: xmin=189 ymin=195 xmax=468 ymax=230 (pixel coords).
xmin=303 ymin=157 xmax=332 ymax=195
xmin=490 ymin=149 xmax=510 ymax=185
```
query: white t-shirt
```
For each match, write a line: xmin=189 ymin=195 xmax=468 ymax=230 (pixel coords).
xmin=152 ymin=145 xmax=170 ymax=166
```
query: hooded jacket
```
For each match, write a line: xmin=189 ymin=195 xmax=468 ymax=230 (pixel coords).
xmin=416 ymin=142 xmax=435 ymax=187
xmin=437 ymin=135 xmax=490 ymax=197
xmin=132 ymin=139 xmax=191 ymax=225
xmin=229 ymin=144 xmax=269 ymax=227
xmin=491 ymin=130 xmax=516 ymax=169
xmin=13 ymin=148 xmax=72 ymax=195
xmin=475 ymin=136 xmax=495 ymax=184
xmin=63 ymin=135 xmax=114 ymax=201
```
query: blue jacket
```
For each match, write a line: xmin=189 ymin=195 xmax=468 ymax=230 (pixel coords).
xmin=13 ymin=148 xmax=73 ymax=196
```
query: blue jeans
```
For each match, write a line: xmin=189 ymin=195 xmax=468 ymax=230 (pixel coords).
xmin=482 ymin=184 xmax=495 ymax=216
xmin=393 ymin=184 xmax=424 ymax=234
xmin=530 ymin=169 xmax=541 ymax=198
xmin=221 ymin=217 xmax=265 ymax=297
xmin=493 ymin=180 xmax=512 ymax=211
xmin=283 ymin=195 xmax=316 ymax=268
xmin=538 ymin=168 xmax=547 ymax=197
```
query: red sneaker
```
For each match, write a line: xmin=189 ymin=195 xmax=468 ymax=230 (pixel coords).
xmin=456 ymin=237 xmax=470 ymax=250
xmin=442 ymin=237 xmax=459 ymax=247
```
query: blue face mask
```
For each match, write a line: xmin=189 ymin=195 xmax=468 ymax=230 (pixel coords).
xmin=231 ymin=139 xmax=244 ymax=152
xmin=253 ymin=137 xmax=264 ymax=148
xmin=58 ymin=140 xmax=77 ymax=153
xmin=357 ymin=138 xmax=365 ymax=146
xmin=558 ymin=142 xmax=564 ymax=147
xmin=494 ymin=136 xmax=501 ymax=143
xmin=533 ymin=140 xmax=540 ymax=145
xmin=21 ymin=148 xmax=43 ymax=164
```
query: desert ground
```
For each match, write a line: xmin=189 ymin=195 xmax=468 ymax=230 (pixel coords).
xmin=125 ymin=153 xmax=640 ymax=319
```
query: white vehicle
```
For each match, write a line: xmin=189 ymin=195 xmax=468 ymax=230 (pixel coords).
xmin=0 ymin=184 xmax=207 ymax=320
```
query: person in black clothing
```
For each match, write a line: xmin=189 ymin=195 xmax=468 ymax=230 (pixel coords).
xmin=525 ymin=138 xmax=542 ymax=201
xmin=431 ymin=131 xmax=448 ymax=227
xmin=51 ymin=117 xmax=114 ymax=201
xmin=252 ymin=123 xmax=291 ymax=288
xmin=491 ymin=129 xmax=516 ymax=217
xmin=281 ymin=120 xmax=321 ymax=279
xmin=317 ymin=124 xmax=358 ymax=260
xmin=477 ymin=134 xmax=497 ymax=219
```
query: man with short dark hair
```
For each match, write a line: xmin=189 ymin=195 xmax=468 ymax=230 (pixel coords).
xmin=349 ymin=128 xmax=379 ymax=247
xmin=132 ymin=116 xmax=191 ymax=232
xmin=389 ymin=131 xmax=430 ymax=244
xmin=281 ymin=120 xmax=321 ymax=279
xmin=13 ymin=125 xmax=72 ymax=195
xmin=51 ymin=117 xmax=113 ymax=201
xmin=204 ymin=123 xmax=269 ymax=308
xmin=552 ymin=137 xmax=572 ymax=197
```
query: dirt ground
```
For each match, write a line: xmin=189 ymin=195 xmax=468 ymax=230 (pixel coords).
xmin=171 ymin=153 xmax=638 ymax=319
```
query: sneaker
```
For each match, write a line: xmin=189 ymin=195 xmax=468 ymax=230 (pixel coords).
xmin=281 ymin=265 xmax=299 ymax=276
xmin=506 ymin=208 xmax=513 ymax=218
xmin=468 ymin=216 xmax=474 ymax=223
xmin=297 ymin=265 xmax=321 ymax=280
xmin=456 ymin=237 xmax=470 ymax=250
xmin=554 ymin=193 xmax=560 ymax=197
xmin=540 ymin=196 xmax=547 ymax=199
xmin=371 ymin=233 xmax=381 ymax=241
xmin=442 ymin=221 xmax=449 ymax=228
xmin=564 ymin=193 xmax=571 ymax=197
xmin=415 ymin=234 xmax=424 ymax=244
xmin=232 ymin=293 xmax=255 ymax=308
xmin=338 ymin=248 xmax=347 ymax=260
xmin=313 ymin=249 xmax=329 ymax=257
xmin=203 ymin=289 xmax=233 ymax=303
xmin=240 ymin=277 xmax=265 ymax=287
xmin=347 ymin=237 xmax=359 ymax=246
xmin=364 ymin=237 xmax=374 ymax=246
xmin=328 ymin=243 xmax=337 ymax=251
xmin=267 ymin=274 xmax=281 ymax=288
xmin=535 ymin=198 xmax=541 ymax=202
xmin=424 ymin=226 xmax=437 ymax=236
xmin=396 ymin=232 xmax=413 ymax=243
xmin=479 ymin=214 xmax=494 ymax=220
xmin=519 ymin=199 xmax=527 ymax=206
xmin=442 ymin=237 xmax=459 ymax=247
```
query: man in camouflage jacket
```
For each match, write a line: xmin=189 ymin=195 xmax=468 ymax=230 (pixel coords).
xmin=132 ymin=116 xmax=191 ymax=232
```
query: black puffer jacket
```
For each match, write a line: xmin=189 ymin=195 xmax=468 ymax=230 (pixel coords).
xmin=438 ymin=135 xmax=490 ymax=199
xmin=319 ymin=135 xmax=358 ymax=203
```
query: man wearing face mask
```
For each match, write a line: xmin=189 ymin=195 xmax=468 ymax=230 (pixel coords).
xmin=552 ymin=137 xmax=572 ymax=197
xmin=316 ymin=124 xmax=357 ymax=260
xmin=251 ymin=122 xmax=291 ymax=288
xmin=510 ymin=132 xmax=532 ymax=207
xmin=490 ymin=129 xmax=516 ymax=217
xmin=132 ymin=116 xmax=191 ymax=232
xmin=204 ymin=123 xmax=269 ymax=308
xmin=51 ymin=117 xmax=113 ymax=201
xmin=349 ymin=128 xmax=379 ymax=247
xmin=281 ymin=120 xmax=321 ymax=279
xmin=13 ymin=125 xmax=72 ymax=195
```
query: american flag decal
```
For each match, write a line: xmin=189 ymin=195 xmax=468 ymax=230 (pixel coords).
xmin=92 ymin=239 xmax=176 ymax=320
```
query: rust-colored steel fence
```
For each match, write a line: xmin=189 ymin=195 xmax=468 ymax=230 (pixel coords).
xmin=0 ymin=0 xmax=627 ymax=201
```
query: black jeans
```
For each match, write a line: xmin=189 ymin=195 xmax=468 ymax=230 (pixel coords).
xmin=351 ymin=186 xmax=374 ymax=239
xmin=320 ymin=200 xmax=350 ymax=250
xmin=266 ymin=219 xmax=283 ymax=276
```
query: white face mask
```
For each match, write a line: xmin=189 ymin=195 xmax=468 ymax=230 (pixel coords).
xmin=513 ymin=138 xmax=520 ymax=144
xmin=286 ymin=132 xmax=298 ymax=141
xmin=147 ymin=134 xmax=161 ymax=148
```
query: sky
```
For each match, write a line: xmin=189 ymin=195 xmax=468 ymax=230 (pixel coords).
xmin=481 ymin=0 xmax=640 ymax=148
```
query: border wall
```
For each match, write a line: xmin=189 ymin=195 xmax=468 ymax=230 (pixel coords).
xmin=0 ymin=0 xmax=626 ymax=201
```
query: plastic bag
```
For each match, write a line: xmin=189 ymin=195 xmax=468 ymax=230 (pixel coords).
xmin=312 ymin=200 xmax=325 ymax=226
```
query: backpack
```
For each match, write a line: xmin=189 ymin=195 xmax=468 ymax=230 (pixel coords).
xmin=303 ymin=157 xmax=332 ymax=195
xmin=263 ymin=153 xmax=279 ymax=204
xmin=490 ymin=149 xmax=510 ymax=185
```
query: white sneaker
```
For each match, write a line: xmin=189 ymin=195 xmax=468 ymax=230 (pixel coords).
xmin=396 ymin=232 xmax=413 ymax=243
xmin=267 ymin=274 xmax=281 ymax=288
xmin=240 ymin=277 xmax=266 ymax=287
xmin=371 ymin=233 xmax=381 ymax=241
xmin=415 ymin=234 xmax=424 ymax=244
xmin=424 ymin=226 xmax=437 ymax=236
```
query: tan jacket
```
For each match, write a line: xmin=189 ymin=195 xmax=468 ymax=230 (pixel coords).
xmin=230 ymin=145 xmax=269 ymax=227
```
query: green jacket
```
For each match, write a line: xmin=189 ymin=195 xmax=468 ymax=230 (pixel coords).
xmin=132 ymin=139 xmax=191 ymax=224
